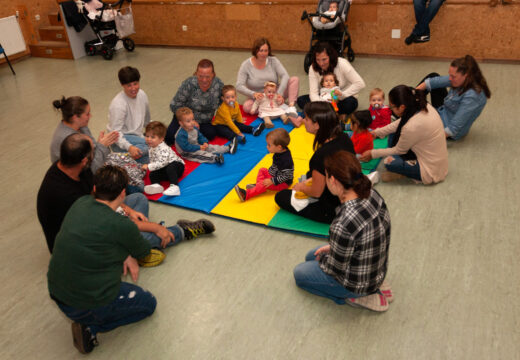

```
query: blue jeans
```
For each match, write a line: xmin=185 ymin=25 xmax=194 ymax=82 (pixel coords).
xmin=293 ymin=245 xmax=362 ymax=304
xmin=123 ymin=193 xmax=184 ymax=248
xmin=384 ymin=155 xmax=422 ymax=181
xmin=56 ymin=282 xmax=156 ymax=336
xmin=112 ymin=134 xmax=149 ymax=164
xmin=412 ymin=0 xmax=445 ymax=36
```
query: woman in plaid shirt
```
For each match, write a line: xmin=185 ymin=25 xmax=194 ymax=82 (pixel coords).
xmin=293 ymin=151 xmax=392 ymax=312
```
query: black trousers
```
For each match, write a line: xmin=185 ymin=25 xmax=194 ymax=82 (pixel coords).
xmin=165 ymin=114 xmax=217 ymax=145
xmin=297 ymin=95 xmax=358 ymax=116
xmin=214 ymin=122 xmax=253 ymax=140
xmin=149 ymin=161 xmax=185 ymax=185
xmin=418 ymin=72 xmax=448 ymax=109
xmin=274 ymin=190 xmax=336 ymax=224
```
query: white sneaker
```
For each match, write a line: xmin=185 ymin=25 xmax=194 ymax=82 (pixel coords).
xmin=367 ymin=171 xmax=380 ymax=185
xmin=163 ymin=184 xmax=181 ymax=196
xmin=286 ymin=106 xmax=298 ymax=118
xmin=144 ymin=184 xmax=164 ymax=195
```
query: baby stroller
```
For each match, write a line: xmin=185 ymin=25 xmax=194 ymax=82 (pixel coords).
xmin=80 ymin=0 xmax=136 ymax=60
xmin=301 ymin=0 xmax=355 ymax=73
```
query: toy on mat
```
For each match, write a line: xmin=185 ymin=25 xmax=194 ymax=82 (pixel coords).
xmin=294 ymin=179 xmax=313 ymax=199
xmin=330 ymin=90 xmax=339 ymax=112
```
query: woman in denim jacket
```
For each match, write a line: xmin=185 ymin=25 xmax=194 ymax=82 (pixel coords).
xmin=417 ymin=55 xmax=491 ymax=140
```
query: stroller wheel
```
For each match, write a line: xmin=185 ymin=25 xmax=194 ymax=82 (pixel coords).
xmin=84 ymin=44 xmax=96 ymax=56
xmin=123 ymin=38 xmax=135 ymax=52
xmin=304 ymin=53 xmax=312 ymax=74
xmin=101 ymin=46 xmax=114 ymax=60
xmin=347 ymin=49 xmax=355 ymax=62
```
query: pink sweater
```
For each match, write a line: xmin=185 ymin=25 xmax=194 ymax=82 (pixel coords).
xmin=371 ymin=104 xmax=448 ymax=184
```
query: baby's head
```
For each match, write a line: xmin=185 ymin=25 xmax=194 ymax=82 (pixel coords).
xmin=144 ymin=121 xmax=167 ymax=148
xmin=350 ymin=110 xmax=372 ymax=133
xmin=264 ymin=81 xmax=278 ymax=99
xmin=369 ymin=88 xmax=385 ymax=109
xmin=176 ymin=107 xmax=196 ymax=131
xmin=266 ymin=128 xmax=290 ymax=154
xmin=320 ymin=72 xmax=338 ymax=89
xmin=328 ymin=1 xmax=339 ymax=12
xmin=222 ymin=85 xmax=237 ymax=107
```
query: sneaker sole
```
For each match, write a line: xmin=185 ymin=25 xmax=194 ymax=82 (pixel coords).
xmin=71 ymin=323 xmax=93 ymax=354
xmin=234 ymin=185 xmax=246 ymax=202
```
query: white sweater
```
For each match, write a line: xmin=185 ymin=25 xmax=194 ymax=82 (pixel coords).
xmin=309 ymin=57 xmax=365 ymax=102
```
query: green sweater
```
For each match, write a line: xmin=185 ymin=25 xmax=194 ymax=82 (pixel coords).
xmin=47 ymin=195 xmax=151 ymax=309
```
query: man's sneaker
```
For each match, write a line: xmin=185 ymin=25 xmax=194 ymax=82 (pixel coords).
xmin=144 ymin=183 xmax=164 ymax=195
xmin=177 ymin=219 xmax=216 ymax=240
xmin=238 ymin=135 xmax=247 ymax=144
xmin=71 ymin=322 xmax=98 ymax=354
xmin=246 ymin=184 xmax=255 ymax=190
xmin=163 ymin=184 xmax=180 ymax=196
xmin=415 ymin=34 xmax=430 ymax=43
xmin=138 ymin=249 xmax=166 ymax=267
xmin=405 ymin=33 xmax=430 ymax=45
xmin=215 ymin=154 xmax=225 ymax=164
xmin=234 ymin=185 xmax=246 ymax=202
xmin=346 ymin=293 xmax=389 ymax=312
xmin=253 ymin=122 xmax=265 ymax=136
xmin=229 ymin=136 xmax=238 ymax=154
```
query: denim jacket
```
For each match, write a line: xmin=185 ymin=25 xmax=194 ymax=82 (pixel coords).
xmin=426 ymin=76 xmax=487 ymax=140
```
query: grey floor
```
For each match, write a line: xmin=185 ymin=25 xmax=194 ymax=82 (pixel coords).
xmin=1 ymin=47 xmax=519 ymax=360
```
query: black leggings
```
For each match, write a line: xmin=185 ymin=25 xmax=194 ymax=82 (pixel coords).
xmin=214 ymin=122 xmax=253 ymax=140
xmin=274 ymin=190 xmax=337 ymax=224
xmin=419 ymin=72 xmax=448 ymax=108
xmin=297 ymin=95 xmax=358 ymax=115
xmin=149 ymin=161 xmax=185 ymax=185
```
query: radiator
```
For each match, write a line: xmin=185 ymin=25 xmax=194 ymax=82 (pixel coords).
xmin=0 ymin=15 xmax=26 ymax=56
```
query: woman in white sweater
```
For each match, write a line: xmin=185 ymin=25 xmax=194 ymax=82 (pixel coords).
xmin=360 ymin=85 xmax=448 ymax=184
xmin=297 ymin=42 xmax=365 ymax=121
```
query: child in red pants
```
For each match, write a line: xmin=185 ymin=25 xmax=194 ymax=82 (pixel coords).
xmin=234 ymin=128 xmax=294 ymax=201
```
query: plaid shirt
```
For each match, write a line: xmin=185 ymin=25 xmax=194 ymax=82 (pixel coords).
xmin=319 ymin=189 xmax=391 ymax=295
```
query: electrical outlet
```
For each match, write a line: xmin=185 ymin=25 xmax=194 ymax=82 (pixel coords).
xmin=182 ymin=25 xmax=188 ymax=31
xmin=35 ymin=14 xmax=40 ymax=21
xmin=391 ymin=29 xmax=401 ymax=39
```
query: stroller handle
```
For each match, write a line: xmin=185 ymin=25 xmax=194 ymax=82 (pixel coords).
xmin=301 ymin=10 xmax=338 ymax=23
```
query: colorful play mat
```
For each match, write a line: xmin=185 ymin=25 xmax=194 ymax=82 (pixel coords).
xmin=145 ymin=110 xmax=386 ymax=237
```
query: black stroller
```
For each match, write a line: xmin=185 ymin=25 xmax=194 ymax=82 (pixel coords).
xmin=82 ymin=0 xmax=136 ymax=60
xmin=301 ymin=0 xmax=355 ymax=73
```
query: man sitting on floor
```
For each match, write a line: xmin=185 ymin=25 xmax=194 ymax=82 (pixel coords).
xmin=47 ymin=165 xmax=155 ymax=354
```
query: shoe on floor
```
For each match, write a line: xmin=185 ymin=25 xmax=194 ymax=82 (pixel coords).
xmin=138 ymin=249 xmax=166 ymax=267
xmin=238 ymin=135 xmax=246 ymax=144
xmin=405 ymin=33 xmax=430 ymax=45
xmin=367 ymin=171 xmax=380 ymax=185
xmin=215 ymin=154 xmax=225 ymax=164
xmin=381 ymin=171 xmax=405 ymax=182
xmin=379 ymin=281 xmax=394 ymax=303
xmin=71 ymin=322 xmax=98 ymax=354
xmin=177 ymin=219 xmax=216 ymax=240
xmin=144 ymin=183 xmax=164 ymax=195
xmin=229 ymin=136 xmax=238 ymax=154
xmin=163 ymin=184 xmax=180 ymax=196
xmin=234 ymin=185 xmax=246 ymax=202
xmin=246 ymin=183 xmax=255 ymax=190
xmin=253 ymin=122 xmax=265 ymax=136
xmin=346 ymin=293 xmax=389 ymax=312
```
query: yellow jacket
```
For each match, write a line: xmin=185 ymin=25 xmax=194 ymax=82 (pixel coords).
xmin=212 ymin=102 xmax=244 ymax=135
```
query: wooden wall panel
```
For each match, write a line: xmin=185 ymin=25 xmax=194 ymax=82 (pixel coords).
xmin=130 ymin=2 xmax=520 ymax=61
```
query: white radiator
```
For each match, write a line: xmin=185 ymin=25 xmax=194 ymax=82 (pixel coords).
xmin=0 ymin=15 xmax=26 ymax=56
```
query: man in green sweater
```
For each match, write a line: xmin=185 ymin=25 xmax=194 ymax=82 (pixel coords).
xmin=47 ymin=165 xmax=155 ymax=354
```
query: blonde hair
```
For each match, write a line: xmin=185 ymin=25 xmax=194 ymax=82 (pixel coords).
xmin=175 ymin=107 xmax=193 ymax=122
xmin=369 ymin=88 xmax=385 ymax=100
xmin=264 ymin=81 xmax=277 ymax=91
